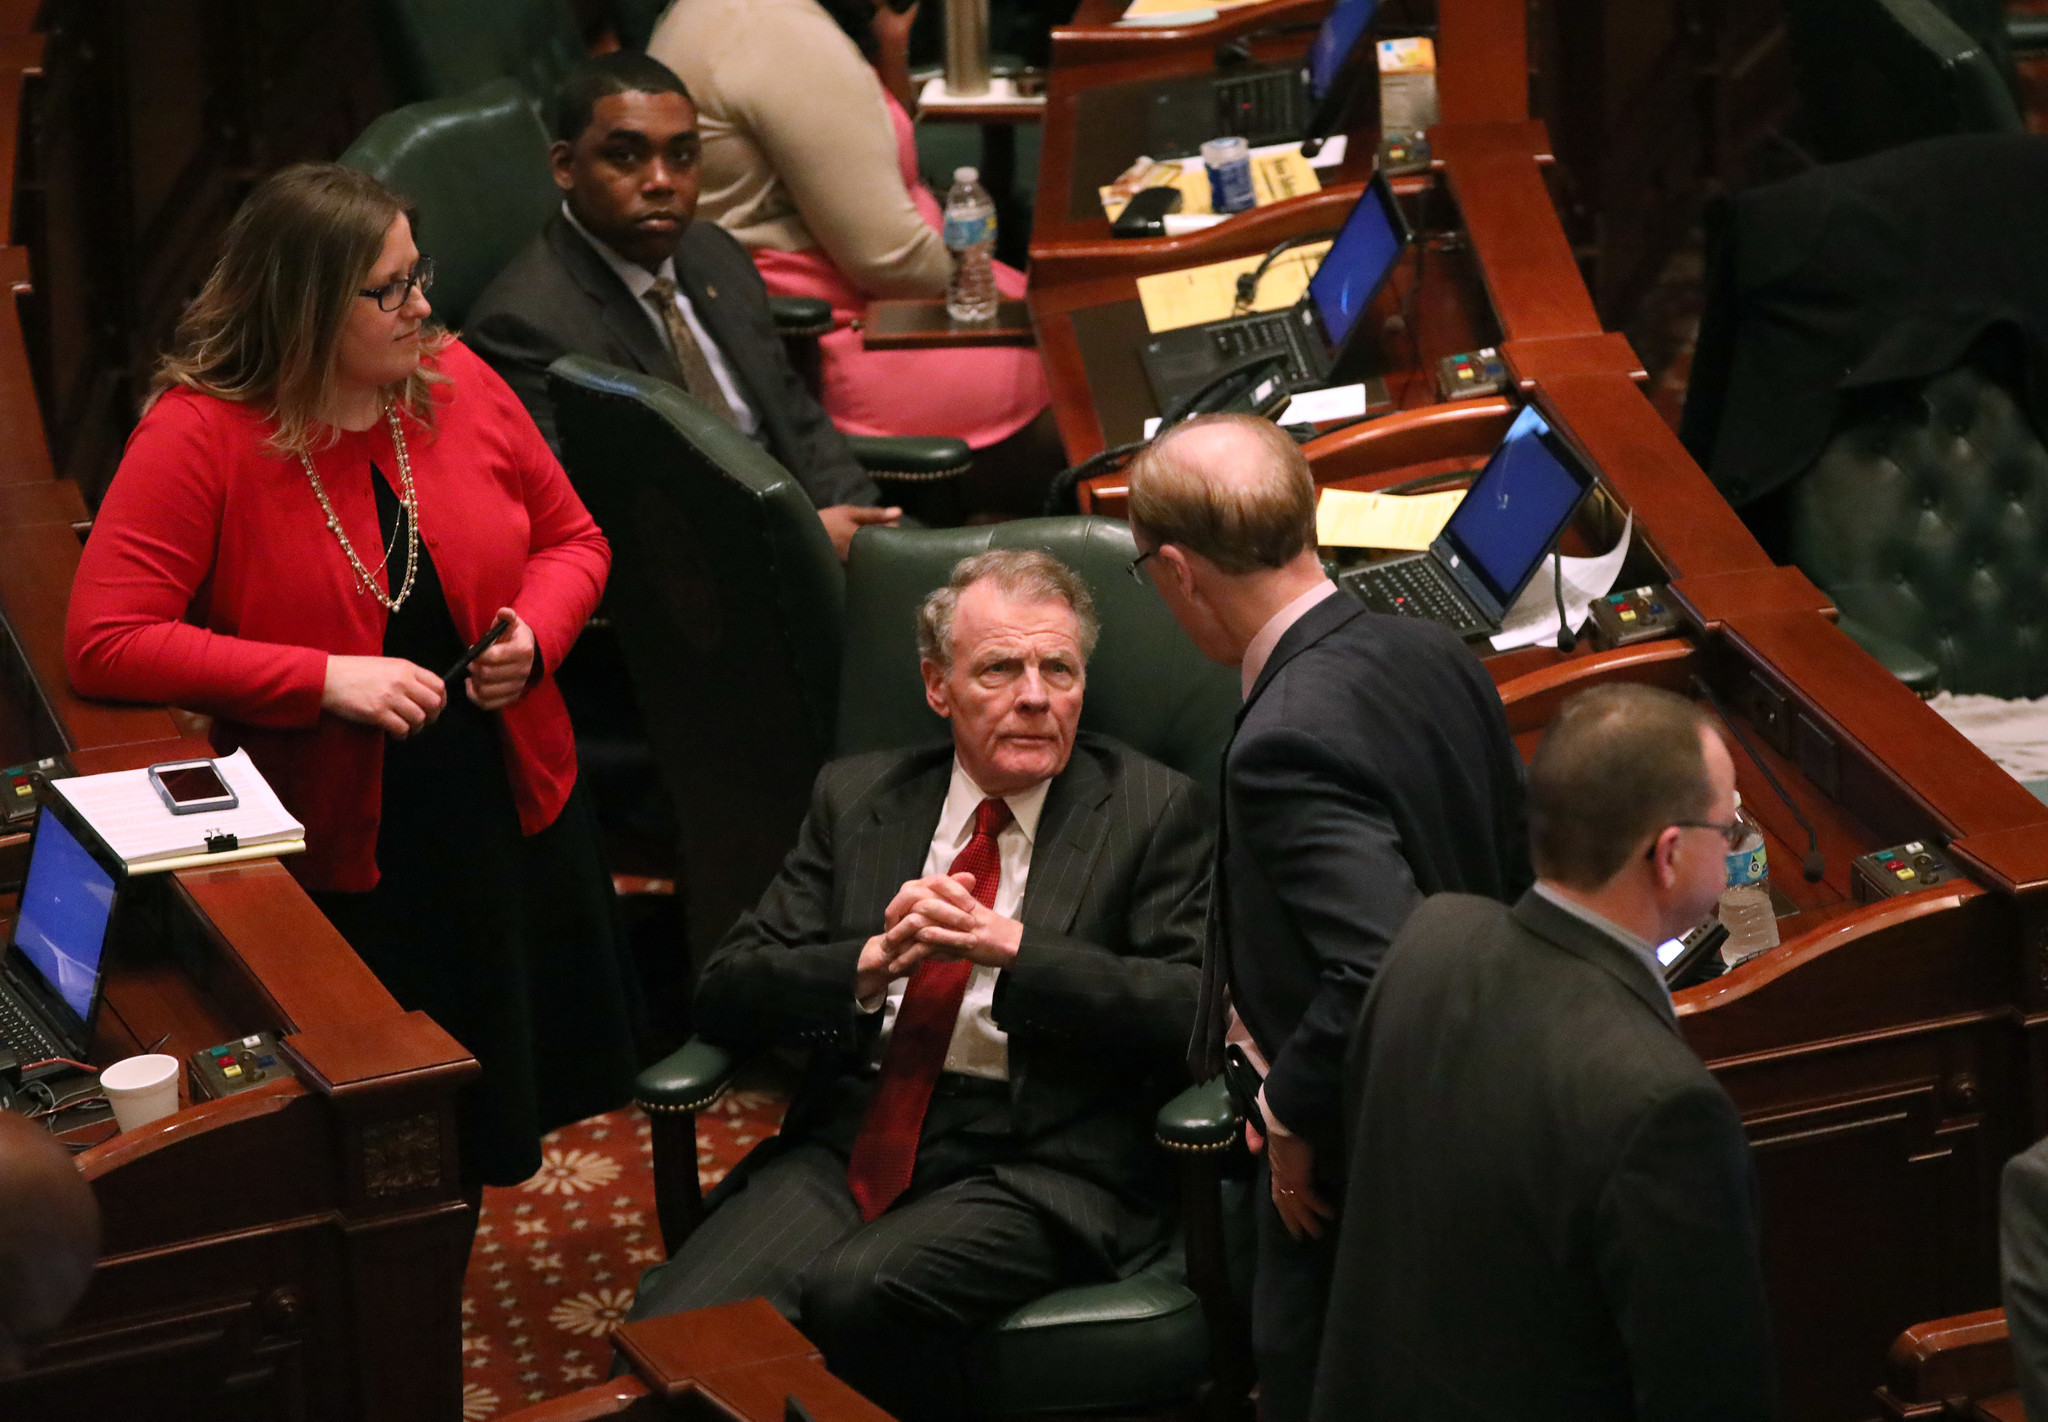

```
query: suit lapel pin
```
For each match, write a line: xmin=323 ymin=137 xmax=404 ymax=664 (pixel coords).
xmin=705 ymin=283 xmax=717 ymax=300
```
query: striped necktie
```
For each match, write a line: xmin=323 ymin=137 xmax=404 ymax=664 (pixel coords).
xmin=847 ymin=796 xmax=1013 ymax=1221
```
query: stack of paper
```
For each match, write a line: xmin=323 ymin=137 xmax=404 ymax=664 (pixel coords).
xmin=1135 ymin=239 xmax=1332 ymax=332
xmin=50 ymin=749 xmax=306 ymax=875
xmin=1316 ymin=489 xmax=1465 ymax=550
xmin=1099 ymin=145 xmax=1324 ymax=225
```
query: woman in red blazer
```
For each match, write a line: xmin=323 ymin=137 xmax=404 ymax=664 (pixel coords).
xmin=67 ymin=163 xmax=638 ymax=1189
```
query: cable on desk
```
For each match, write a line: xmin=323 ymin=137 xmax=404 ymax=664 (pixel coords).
xmin=1233 ymin=230 xmax=1339 ymax=314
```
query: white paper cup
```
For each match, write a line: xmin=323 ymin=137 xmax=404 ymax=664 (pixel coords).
xmin=99 ymin=1054 xmax=181 ymax=1132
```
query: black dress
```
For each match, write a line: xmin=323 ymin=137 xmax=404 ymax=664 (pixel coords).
xmin=313 ymin=468 xmax=639 ymax=1187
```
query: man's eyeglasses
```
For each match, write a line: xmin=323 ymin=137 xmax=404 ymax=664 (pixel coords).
xmin=1645 ymin=818 xmax=1747 ymax=861
xmin=1127 ymin=546 xmax=1161 ymax=584
xmin=359 ymin=257 xmax=436 ymax=313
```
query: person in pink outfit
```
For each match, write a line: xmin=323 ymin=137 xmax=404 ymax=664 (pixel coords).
xmin=649 ymin=0 xmax=1063 ymax=511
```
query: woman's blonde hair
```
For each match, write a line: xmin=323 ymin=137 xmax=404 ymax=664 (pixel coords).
xmin=150 ymin=162 xmax=448 ymax=457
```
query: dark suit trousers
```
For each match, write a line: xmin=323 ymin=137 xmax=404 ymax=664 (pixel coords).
xmin=1254 ymin=1156 xmax=1340 ymax=1422
xmin=628 ymin=1081 xmax=1097 ymax=1421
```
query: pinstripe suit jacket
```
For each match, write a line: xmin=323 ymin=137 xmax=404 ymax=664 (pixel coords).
xmin=696 ymin=732 xmax=1213 ymax=1267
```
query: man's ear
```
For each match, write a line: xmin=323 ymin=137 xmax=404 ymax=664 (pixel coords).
xmin=1157 ymin=545 xmax=1199 ymax=599
xmin=549 ymin=140 xmax=577 ymax=193
xmin=1645 ymin=826 xmax=1680 ymax=889
xmin=921 ymin=658 xmax=953 ymax=719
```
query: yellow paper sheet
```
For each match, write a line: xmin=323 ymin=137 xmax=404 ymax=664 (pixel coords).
xmin=1135 ymin=239 xmax=1331 ymax=333
xmin=1121 ymin=0 xmax=1261 ymax=18
xmin=1099 ymin=149 xmax=1320 ymax=223
xmin=1315 ymin=489 xmax=1467 ymax=550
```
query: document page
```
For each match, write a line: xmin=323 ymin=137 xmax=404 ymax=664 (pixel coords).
xmin=51 ymin=749 xmax=305 ymax=869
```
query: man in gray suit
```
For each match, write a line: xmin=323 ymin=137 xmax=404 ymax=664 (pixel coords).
xmin=1311 ymin=683 xmax=1776 ymax=1421
xmin=466 ymin=53 xmax=897 ymax=559
xmin=626 ymin=550 xmax=1211 ymax=1421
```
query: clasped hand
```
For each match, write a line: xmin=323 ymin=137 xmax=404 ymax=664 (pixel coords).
xmin=854 ymin=871 xmax=1022 ymax=1002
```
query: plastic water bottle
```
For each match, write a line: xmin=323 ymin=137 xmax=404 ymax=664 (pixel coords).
xmin=943 ymin=167 xmax=999 ymax=324
xmin=1718 ymin=793 xmax=1779 ymax=965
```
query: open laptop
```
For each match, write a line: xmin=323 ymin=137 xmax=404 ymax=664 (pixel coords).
xmin=1138 ymin=171 xmax=1410 ymax=414
xmin=1338 ymin=422 xmax=1596 ymax=639
xmin=1135 ymin=0 xmax=1379 ymax=159
xmin=0 ymin=793 xmax=121 ymax=1077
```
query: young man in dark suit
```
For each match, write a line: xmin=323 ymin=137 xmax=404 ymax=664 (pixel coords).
xmin=1125 ymin=414 xmax=1531 ymax=1422
xmin=624 ymin=550 xmax=1211 ymax=1421
xmin=1312 ymin=683 xmax=1776 ymax=1421
xmin=466 ymin=53 xmax=898 ymax=559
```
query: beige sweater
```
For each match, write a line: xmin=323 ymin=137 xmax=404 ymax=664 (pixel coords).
xmin=649 ymin=0 xmax=953 ymax=299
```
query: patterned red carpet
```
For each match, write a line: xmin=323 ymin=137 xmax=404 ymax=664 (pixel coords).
xmin=459 ymin=1087 xmax=788 ymax=1420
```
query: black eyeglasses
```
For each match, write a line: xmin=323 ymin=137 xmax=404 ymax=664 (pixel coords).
xmin=359 ymin=257 xmax=435 ymax=312
xmin=1644 ymin=818 xmax=1747 ymax=861
xmin=1127 ymin=546 xmax=1161 ymax=584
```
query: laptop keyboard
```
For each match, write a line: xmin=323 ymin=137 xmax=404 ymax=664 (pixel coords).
xmin=1215 ymin=70 xmax=1305 ymax=138
xmin=1343 ymin=559 xmax=1488 ymax=635
xmin=0 ymin=989 xmax=60 ymax=1064
xmin=1213 ymin=312 xmax=1314 ymax=380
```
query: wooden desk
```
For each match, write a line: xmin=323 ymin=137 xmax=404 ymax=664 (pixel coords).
xmin=1041 ymin=119 xmax=1595 ymax=472
xmin=1031 ymin=0 xmax=1529 ymax=255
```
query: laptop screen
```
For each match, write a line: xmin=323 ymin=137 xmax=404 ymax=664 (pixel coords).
xmin=1307 ymin=179 xmax=1404 ymax=351
xmin=1441 ymin=427 xmax=1593 ymax=607
xmin=13 ymin=806 xmax=116 ymax=1023
xmin=1306 ymin=0 xmax=1378 ymax=101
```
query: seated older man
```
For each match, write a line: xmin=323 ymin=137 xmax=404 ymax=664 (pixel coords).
xmin=625 ymin=549 xmax=1211 ymax=1420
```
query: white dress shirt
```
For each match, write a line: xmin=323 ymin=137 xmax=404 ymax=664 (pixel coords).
xmin=558 ymin=202 xmax=759 ymax=435
xmin=863 ymin=759 xmax=1051 ymax=1081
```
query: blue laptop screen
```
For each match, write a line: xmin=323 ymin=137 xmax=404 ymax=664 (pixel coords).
xmin=14 ymin=808 xmax=115 ymax=1021
xmin=1307 ymin=0 xmax=1378 ymax=100
xmin=1442 ymin=429 xmax=1591 ymax=606
xmin=1307 ymin=184 xmax=1403 ymax=350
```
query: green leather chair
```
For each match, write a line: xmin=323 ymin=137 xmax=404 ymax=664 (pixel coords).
xmin=547 ymin=357 xmax=973 ymax=961
xmin=368 ymin=0 xmax=587 ymax=105
xmin=338 ymin=78 xmax=558 ymax=331
xmin=1788 ymin=355 xmax=2048 ymax=698
xmin=629 ymin=517 xmax=1254 ymax=1416
xmin=1783 ymin=0 xmax=2022 ymax=164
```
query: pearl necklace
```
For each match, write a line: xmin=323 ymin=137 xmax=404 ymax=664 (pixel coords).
xmin=300 ymin=405 xmax=419 ymax=612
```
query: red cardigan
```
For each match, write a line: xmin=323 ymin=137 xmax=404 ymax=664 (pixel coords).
xmin=66 ymin=341 xmax=608 ymax=892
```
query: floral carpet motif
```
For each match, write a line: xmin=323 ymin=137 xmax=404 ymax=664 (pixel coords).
xmin=460 ymin=1088 xmax=787 ymax=1420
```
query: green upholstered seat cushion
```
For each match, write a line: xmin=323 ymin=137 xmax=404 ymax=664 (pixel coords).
xmin=978 ymin=1248 xmax=1208 ymax=1415
xmin=836 ymin=518 xmax=1240 ymax=787
xmin=846 ymin=435 xmax=973 ymax=479
xmin=1838 ymin=616 xmax=1941 ymax=695
xmin=1790 ymin=361 xmax=2048 ymax=697
xmin=339 ymin=78 xmax=557 ymax=330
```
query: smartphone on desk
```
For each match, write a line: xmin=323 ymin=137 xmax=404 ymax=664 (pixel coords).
xmin=148 ymin=759 xmax=238 ymax=816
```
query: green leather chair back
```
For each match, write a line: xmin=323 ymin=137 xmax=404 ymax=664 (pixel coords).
xmin=1790 ymin=358 xmax=2048 ymax=697
xmin=1784 ymin=0 xmax=2022 ymax=163
xmin=368 ymin=0 xmax=586 ymax=104
xmin=836 ymin=519 xmax=1239 ymax=789
xmin=549 ymin=356 xmax=846 ymax=967
xmin=339 ymin=78 xmax=558 ymax=331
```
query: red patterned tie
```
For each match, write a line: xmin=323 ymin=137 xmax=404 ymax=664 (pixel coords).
xmin=847 ymin=795 xmax=1013 ymax=1220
